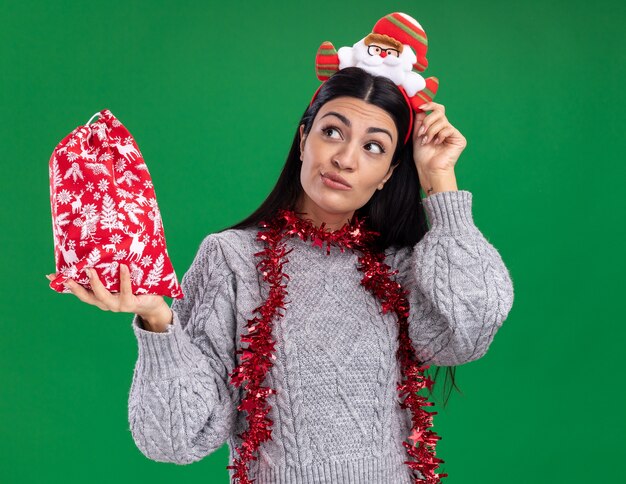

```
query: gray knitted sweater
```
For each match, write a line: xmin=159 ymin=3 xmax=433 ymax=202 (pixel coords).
xmin=127 ymin=190 xmax=514 ymax=483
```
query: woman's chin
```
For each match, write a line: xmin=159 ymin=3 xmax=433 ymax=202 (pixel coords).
xmin=311 ymin=197 xmax=357 ymax=216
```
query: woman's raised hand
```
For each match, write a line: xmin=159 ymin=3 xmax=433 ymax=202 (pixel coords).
xmin=413 ymin=101 xmax=467 ymax=175
xmin=45 ymin=264 xmax=170 ymax=323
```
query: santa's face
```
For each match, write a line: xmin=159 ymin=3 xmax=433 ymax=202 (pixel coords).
xmin=352 ymin=39 xmax=416 ymax=82
xmin=296 ymin=96 xmax=398 ymax=230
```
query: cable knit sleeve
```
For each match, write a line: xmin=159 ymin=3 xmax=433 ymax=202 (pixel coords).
xmin=385 ymin=190 xmax=515 ymax=366
xmin=127 ymin=234 xmax=239 ymax=464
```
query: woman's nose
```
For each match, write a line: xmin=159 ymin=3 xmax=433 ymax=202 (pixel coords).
xmin=332 ymin=145 xmax=358 ymax=171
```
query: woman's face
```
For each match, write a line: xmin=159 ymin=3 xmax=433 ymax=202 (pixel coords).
xmin=297 ymin=96 xmax=399 ymax=229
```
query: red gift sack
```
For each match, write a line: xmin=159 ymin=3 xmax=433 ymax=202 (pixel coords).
xmin=48 ymin=108 xmax=184 ymax=299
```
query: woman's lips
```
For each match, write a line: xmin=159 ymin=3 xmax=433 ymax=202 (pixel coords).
xmin=320 ymin=172 xmax=352 ymax=190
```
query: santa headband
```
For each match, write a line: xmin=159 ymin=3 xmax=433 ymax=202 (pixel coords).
xmin=309 ymin=12 xmax=441 ymax=146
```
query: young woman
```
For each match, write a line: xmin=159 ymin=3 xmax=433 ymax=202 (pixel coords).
xmin=47 ymin=67 xmax=514 ymax=483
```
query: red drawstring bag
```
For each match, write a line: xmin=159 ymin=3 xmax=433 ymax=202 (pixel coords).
xmin=48 ymin=108 xmax=184 ymax=299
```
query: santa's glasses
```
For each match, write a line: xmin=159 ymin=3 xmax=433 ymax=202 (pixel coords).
xmin=367 ymin=44 xmax=400 ymax=58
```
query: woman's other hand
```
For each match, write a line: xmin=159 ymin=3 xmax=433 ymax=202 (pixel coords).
xmin=412 ymin=102 xmax=467 ymax=190
xmin=45 ymin=265 xmax=170 ymax=325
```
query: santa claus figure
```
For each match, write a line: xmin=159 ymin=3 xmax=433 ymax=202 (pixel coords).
xmin=314 ymin=12 xmax=439 ymax=112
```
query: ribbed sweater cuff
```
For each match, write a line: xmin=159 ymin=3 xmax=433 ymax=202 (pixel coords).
xmin=131 ymin=309 xmax=202 ymax=381
xmin=422 ymin=189 xmax=477 ymax=233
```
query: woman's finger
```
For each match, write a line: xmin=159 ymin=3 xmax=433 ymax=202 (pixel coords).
xmin=413 ymin=113 xmax=427 ymax=137
xmin=422 ymin=116 xmax=449 ymax=144
xmin=64 ymin=279 xmax=107 ymax=310
xmin=119 ymin=264 xmax=135 ymax=310
xmin=413 ymin=110 xmax=427 ymax=127
xmin=86 ymin=267 xmax=115 ymax=309
xmin=417 ymin=110 xmax=444 ymax=137
xmin=418 ymin=101 xmax=445 ymax=114
xmin=434 ymin=125 xmax=456 ymax=144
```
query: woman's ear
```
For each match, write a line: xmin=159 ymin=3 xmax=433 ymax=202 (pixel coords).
xmin=299 ymin=124 xmax=307 ymax=160
xmin=377 ymin=162 xmax=398 ymax=190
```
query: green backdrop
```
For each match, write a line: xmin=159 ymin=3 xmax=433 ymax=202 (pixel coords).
xmin=2 ymin=0 xmax=624 ymax=482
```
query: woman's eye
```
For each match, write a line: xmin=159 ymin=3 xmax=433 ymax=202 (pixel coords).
xmin=321 ymin=126 xmax=385 ymax=154
xmin=365 ymin=142 xmax=385 ymax=154
xmin=322 ymin=127 xmax=341 ymax=139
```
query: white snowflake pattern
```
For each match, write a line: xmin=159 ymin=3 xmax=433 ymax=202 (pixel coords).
xmin=93 ymin=192 xmax=101 ymax=201
xmin=140 ymin=255 xmax=153 ymax=268
xmin=110 ymin=234 xmax=122 ymax=244
xmin=112 ymin=119 xmax=121 ymax=127
xmin=143 ymin=180 xmax=153 ymax=189
xmin=98 ymin=179 xmax=109 ymax=192
xmin=80 ymin=240 xmax=87 ymax=247
xmin=115 ymin=159 xmax=127 ymax=172
xmin=67 ymin=138 xmax=78 ymax=147
xmin=57 ymin=189 xmax=72 ymax=204
xmin=68 ymin=240 xmax=76 ymax=250
xmin=114 ymin=249 xmax=127 ymax=260
xmin=67 ymin=152 xmax=79 ymax=161
xmin=142 ymin=234 xmax=150 ymax=245
xmin=151 ymin=239 xmax=158 ymax=247
xmin=98 ymin=152 xmax=113 ymax=163
xmin=85 ymin=182 xmax=95 ymax=192
xmin=81 ymin=203 xmax=98 ymax=219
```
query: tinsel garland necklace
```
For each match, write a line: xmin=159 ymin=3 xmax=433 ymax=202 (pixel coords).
xmin=226 ymin=208 xmax=448 ymax=483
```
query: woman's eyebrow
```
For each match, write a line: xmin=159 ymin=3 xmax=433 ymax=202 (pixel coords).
xmin=321 ymin=111 xmax=393 ymax=142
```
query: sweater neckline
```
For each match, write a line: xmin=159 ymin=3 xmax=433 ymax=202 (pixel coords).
xmin=260 ymin=208 xmax=380 ymax=256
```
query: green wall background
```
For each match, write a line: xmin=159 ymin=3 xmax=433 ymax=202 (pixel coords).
xmin=2 ymin=0 xmax=624 ymax=482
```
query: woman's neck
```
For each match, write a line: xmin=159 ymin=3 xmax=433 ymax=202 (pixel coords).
xmin=294 ymin=196 xmax=355 ymax=232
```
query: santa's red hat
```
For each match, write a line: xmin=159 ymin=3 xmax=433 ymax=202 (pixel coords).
xmin=371 ymin=12 xmax=429 ymax=72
